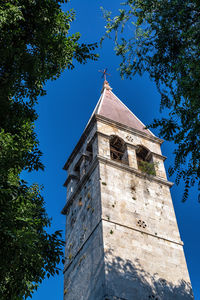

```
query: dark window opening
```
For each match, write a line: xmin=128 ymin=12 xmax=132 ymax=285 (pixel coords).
xmin=136 ymin=145 xmax=155 ymax=175
xmin=86 ymin=142 xmax=93 ymax=162
xmin=74 ymin=164 xmax=80 ymax=178
xmin=110 ymin=135 xmax=128 ymax=165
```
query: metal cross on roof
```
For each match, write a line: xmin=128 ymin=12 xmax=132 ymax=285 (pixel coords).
xmin=99 ymin=68 xmax=111 ymax=81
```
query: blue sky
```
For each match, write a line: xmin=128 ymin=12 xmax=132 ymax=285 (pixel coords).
xmin=27 ymin=1 xmax=200 ymax=299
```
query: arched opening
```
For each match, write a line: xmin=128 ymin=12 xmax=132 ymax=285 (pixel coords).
xmin=136 ymin=145 xmax=156 ymax=175
xmin=110 ymin=135 xmax=128 ymax=165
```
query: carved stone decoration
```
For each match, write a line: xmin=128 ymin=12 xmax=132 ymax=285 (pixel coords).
xmin=137 ymin=219 xmax=147 ymax=229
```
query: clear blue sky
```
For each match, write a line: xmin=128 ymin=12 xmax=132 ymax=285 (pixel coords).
xmin=27 ymin=1 xmax=200 ymax=299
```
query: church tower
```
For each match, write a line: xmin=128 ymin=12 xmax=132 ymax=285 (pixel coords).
xmin=62 ymin=80 xmax=193 ymax=300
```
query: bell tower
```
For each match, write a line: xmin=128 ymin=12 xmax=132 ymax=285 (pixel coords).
xmin=62 ymin=81 xmax=193 ymax=300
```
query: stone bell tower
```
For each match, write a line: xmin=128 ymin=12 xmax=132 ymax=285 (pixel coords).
xmin=62 ymin=80 xmax=193 ymax=300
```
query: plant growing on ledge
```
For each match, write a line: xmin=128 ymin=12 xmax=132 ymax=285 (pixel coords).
xmin=138 ymin=161 xmax=156 ymax=176
xmin=135 ymin=146 xmax=157 ymax=176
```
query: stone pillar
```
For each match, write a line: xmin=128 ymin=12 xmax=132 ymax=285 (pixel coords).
xmin=152 ymin=153 xmax=167 ymax=179
xmin=126 ymin=143 xmax=138 ymax=169
xmin=97 ymin=132 xmax=110 ymax=159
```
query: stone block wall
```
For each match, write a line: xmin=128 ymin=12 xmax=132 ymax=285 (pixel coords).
xmin=64 ymin=166 xmax=101 ymax=268
xmin=103 ymin=220 xmax=193 ymax=300
xmin=64 ymin=222 xmax=105 ymax=300
xmin=64 ymin=163 xmax=106 ymax=299
xmin=99 ymin=162 xmax=181 ymax=243
xmin=96 ymin=118 xmax=193 ymax=300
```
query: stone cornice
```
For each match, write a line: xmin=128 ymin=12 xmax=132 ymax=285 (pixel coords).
xmin=97 ymin=155 xmax=173 ymax=187
xmin=101 ymin=218 xmax=183 ymax=246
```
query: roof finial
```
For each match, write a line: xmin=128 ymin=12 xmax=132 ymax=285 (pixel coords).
xmin=99 ymin=68 xmax=111 ymax=81
xmin=99 ymin=68 xmax=112 ymax=93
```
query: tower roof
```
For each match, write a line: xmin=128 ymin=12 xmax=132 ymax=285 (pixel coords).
xmin=89 ymin=80 xmax=154 ymax=136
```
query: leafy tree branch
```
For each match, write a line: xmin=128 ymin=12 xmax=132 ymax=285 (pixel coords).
xmin=102 ymin=0 xmax=200 ymax=201
xmin=0 ymin=0 xmax=98 ymax=298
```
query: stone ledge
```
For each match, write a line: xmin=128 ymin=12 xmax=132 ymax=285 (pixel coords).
xmin=98 ymin=155 xmax=173 ymax=187
xmin=102 ymin=218 xmax=184 ymax=247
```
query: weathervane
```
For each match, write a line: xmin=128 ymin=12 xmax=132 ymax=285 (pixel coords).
xmin=99 ymin=68 xmax=111 ymax=81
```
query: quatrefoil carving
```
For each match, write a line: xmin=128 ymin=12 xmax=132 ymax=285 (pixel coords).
xmin=137 ymin=219 xmax=147 ymax=228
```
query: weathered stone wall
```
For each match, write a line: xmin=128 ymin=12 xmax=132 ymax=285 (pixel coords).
xmin=64 ymin=222 xmax=105 ymax=300
xmin=64 ymin=162 xmax=105 ymax=299
xmin=103 ymin=220 xmax=193 ymax=300
xmin=100 ymin=162 xmax=181 ymax=243
xmin=97 ymin=118 xmax=193 ymax=300
xmin=64 ymin=165 xmax=101 ymax=268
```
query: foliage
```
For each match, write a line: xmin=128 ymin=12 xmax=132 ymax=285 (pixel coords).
xmin=102 ymin=0 xmax=200 ymax=201
xmin=0 ymin=180 xmax=64 ymax=299
xmin=0 ymin=0 xmax=98 ymax=105
xmin=138 ymin=160 xmax=156 ymax=176
xmin=0 ymin=0 xmax=97 ymax=298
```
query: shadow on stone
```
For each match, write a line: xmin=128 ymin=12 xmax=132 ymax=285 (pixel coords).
xmin=104 ymin=249 xmax=194 ymax=300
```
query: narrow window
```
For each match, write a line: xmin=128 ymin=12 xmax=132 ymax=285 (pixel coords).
xmin=74 ymin=164 xmax=81 ymax=179
xmin=110 ymin=135 xmax=128 ymax=165
xmin=86 ymin=142 xmax=93 ymax=162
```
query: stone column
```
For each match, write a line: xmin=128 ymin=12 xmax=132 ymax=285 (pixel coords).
xmin=152 ymin=153 xmax=167 ymax=179
xmin=126 ymin=143 xmax=138 ymax=169
xmin=97 ymin=132 xmax=110 ymax=159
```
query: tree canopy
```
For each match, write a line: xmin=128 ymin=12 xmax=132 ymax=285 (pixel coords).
xmin=102 ymin=0 xmax=200 ymax=201
xmin=0 ymin=0 xmax=97 ymax=298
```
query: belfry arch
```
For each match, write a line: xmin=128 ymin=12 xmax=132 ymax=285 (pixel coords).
xmin=136 ymin=145 xmax=155 ymax=175
xmin=110 ymin=135 xmax=128 ymax=165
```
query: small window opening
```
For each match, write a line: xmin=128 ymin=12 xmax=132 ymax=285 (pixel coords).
xmin=86 ymin=142 xmax=93 ymax=162
xmin=136 ymin=145 xmax=155 ymax=175
xmin=74 ymin=164 xmax=80 ymax=176
xmin=110 ymin=135 xmax=128 ymax=165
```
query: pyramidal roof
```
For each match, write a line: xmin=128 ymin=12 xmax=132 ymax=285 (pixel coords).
xmin=88 ymin=80 xmax=154 ymax=136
